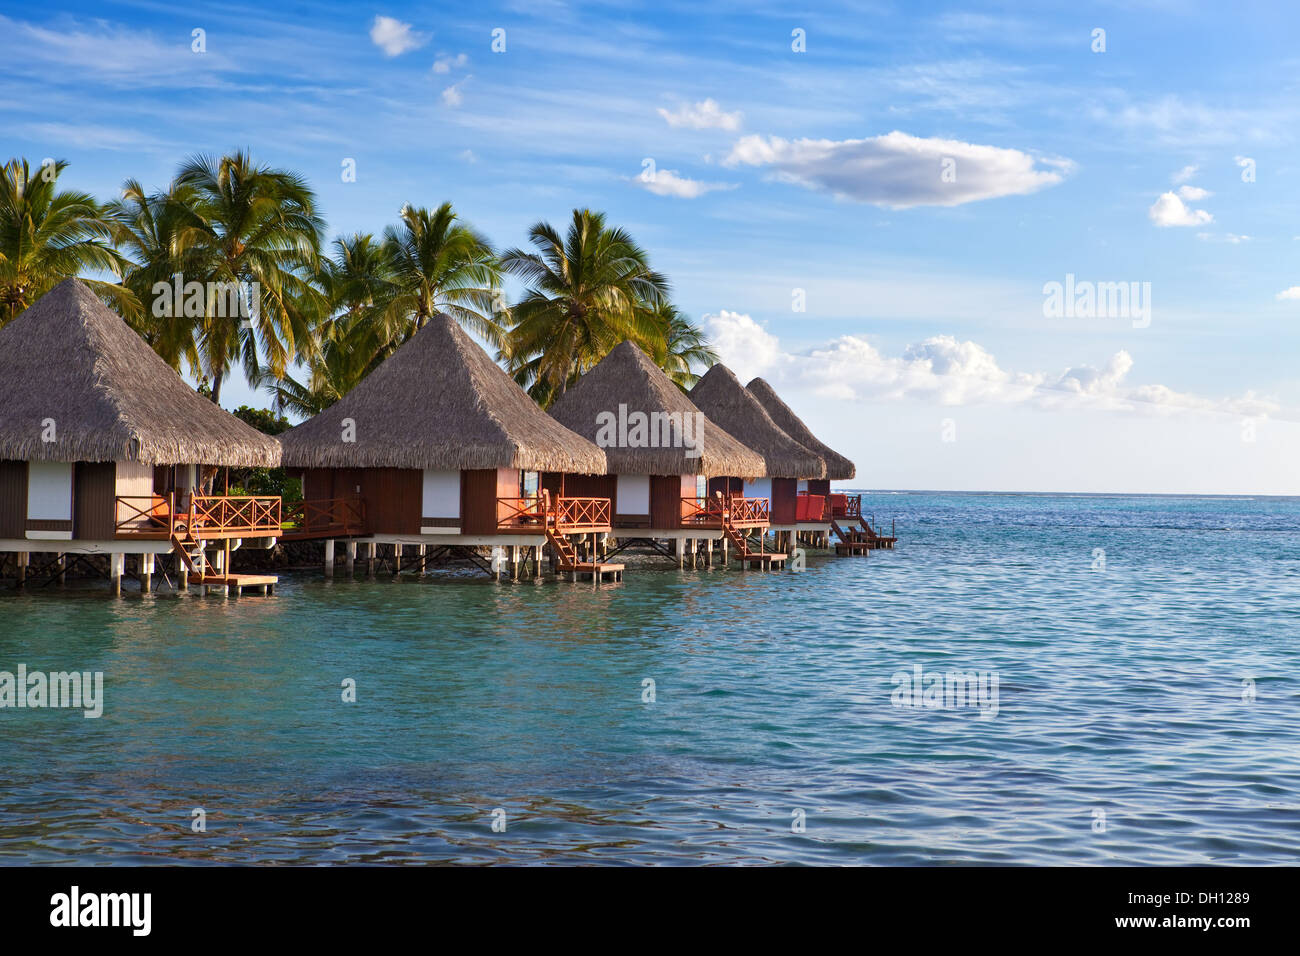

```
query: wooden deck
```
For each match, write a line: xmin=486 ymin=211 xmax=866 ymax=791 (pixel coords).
xmin=734 ymin=550 xmax=787 ymax=569
xmin=562 ymin=561 xmax=624 ymax=584
xmin=194 ymin=573 xmax=277 ymax=595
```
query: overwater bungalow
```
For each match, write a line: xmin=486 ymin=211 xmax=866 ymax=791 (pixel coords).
xmin=278 ymin=313 xmax=622 ymax=582
xmin=0 ymin=279 xmax=283 ymax=594
xmin=745 ymin=377 xmax=893 ymax=551
xmin=545 ymin=341 xmax=785 ymax=569
xmin=687 ymin=364 xmax=828 ymax=552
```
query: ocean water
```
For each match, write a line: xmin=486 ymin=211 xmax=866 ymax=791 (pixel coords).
xmin=1 ymin=492 xmax=1298 ymax=865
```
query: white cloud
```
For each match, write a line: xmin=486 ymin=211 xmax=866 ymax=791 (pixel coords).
xmin=1148 ymin=191 xmax=1212 ymax=227
xmin=1197 ymin=232 xmax=1250 ymax=244
xmin=370 ymin=16 xmax=426 ymax=57
xmin=657 ymin=98 xmax=743 ymax=131
xmin=722 ymin=131 xmax=1069 ymax=208
xmin=1275 ymin=287 xmax=1300 ymax=300
xmin=433 ymin=53 xmax=468 ymax=74
xmin=1172 ymin=165 xmax=1198 ymax=183
xmin=459 ymin=149 xmax=477 ymax=163
xmin=1177 ymin=184 xmax=1211 ymax=200
xmin=441 ymin=79 xmax=468 ymax=107
xmin=702 ymin=311 xmax=781 ymax=383
xmin=708 ymin=322 xmax=1279 ymax=420
xmin=634 ymin=168 xmax=736 ymax=198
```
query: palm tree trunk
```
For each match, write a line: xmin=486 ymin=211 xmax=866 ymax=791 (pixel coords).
xmin=211 ymin=371 xmax=223 ymax=405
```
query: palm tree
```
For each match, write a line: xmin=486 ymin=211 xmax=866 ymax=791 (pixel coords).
xmin=647 ymin=301 xmax=718 ymax=391
xmin=259 ymin=233 xmax=397 ymax=415
xmin=0 ymin=158 xmax=129 ymax=326
xmin=107 ymin=178 xmax=206 ymax=372
xmin=174 ymin=151 xmax=325 ymax=404
xmin=380 ymin=202 xmax=502 ymax=352
xmin=499 ymin=208 xmax=669 ymax=405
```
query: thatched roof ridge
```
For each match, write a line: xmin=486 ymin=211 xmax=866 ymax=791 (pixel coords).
xmin=279 ymin=313 xmax=606 ymax=473
xmin=745 ymin=377 xmax=856 ymax=480
xmin=547 ymin=341 xmax=766 ymax=477
xmin=688 ymin=365 xmax=826 ymax=479
xmin=0 ymin=279 xmax=281 ymax=467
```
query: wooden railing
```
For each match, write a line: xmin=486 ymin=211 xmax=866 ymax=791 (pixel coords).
xmin=282 ymin=496 xmax=365 ymax=537
xmin=497 ymin=494 xmax=612 ymax=534
xmin=116 ymin=493 xmax=282 ymax=539
xmin=115 ymin=494 xmax=177 ymax=537
xmin=681 ymin=494 xmax=770 ymax=529
xmin=186 ymin=495 xmax=281 ymax=538
xmin=553 ymin=496 xmax=611 ymax=533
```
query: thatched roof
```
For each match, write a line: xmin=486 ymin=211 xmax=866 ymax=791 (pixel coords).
xmin=280 ymin=313 xmax=606 ymax=473
xmin=689 ymin=365 xmax=826 ymax=479
xmin=547 ymin=341 xmax=766 ymax=477
xmin=0 ymin=279 xmax=281 ymax=467
xmin=745 ymin=377 xmax=856 ymax=480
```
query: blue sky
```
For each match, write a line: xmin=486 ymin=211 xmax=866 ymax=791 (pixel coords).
xmin=3 ymin=0 xmax=1299 ymax=493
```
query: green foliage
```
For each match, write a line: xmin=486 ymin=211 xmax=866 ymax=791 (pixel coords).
xmin=10 ymin=156 xmax=720 ymax=419
xmin=230 ymin=404 xmax=298 ymax=500
xmin=233 ymin=404 xmax=292 ymax=435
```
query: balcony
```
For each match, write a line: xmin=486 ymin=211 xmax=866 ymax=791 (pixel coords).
xmin=497 ymin=495 xmax=613 ymax=534
xmin=681 ymin=494 xmax=770 ymax=530
xmin=115 ymin=493 xmax=282 ymax=540
xmin=280 ymin=496 xmax=366 ymax=540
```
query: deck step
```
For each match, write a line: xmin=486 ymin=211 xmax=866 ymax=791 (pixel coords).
xmin=195 ymin=573 xmax=278 ymax=594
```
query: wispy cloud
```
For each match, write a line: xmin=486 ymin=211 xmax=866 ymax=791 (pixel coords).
xmin=433 ymin=53 xmax=468 ymax=74
xmin=656 ymin=98 xmax=742 ymax=131
xmin=370 ymin=16 xmax=426 ymax=57
xmin=441 ymin=78 xmax=469 ymax=107
xmin=1149 ymin=191 xmax=1212 ymax=227
xmin=706 ymin=312 xmax=1280 ymax=420
xmin=634 ymin=168 xmax=736 ymax=198
xmin=723 ymin=131 xmax=1070 ymax=208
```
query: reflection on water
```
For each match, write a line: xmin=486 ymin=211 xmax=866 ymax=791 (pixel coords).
xmin=1 ymin=492 xmax=1299 ymax=864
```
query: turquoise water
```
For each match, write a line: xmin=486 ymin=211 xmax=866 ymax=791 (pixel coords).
xmin=1 ymin=492 xmax=1298 ymax=865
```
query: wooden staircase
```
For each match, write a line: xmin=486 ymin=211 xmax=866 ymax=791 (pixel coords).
xmin=541 ymin=492 xmax=623 ymax=584
xmin=718 ymin=492 xmax=786 ymax=570
xmin=829 ymin=516 xmax=896 ymax=555
xmin=169 ymin=532 xmax=276 ymax=594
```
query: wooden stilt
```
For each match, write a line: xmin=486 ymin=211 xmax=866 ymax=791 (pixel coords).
xmin=324 ymin=539 xmax=335 ymax=578
xmin=345 ymin=540 xmax=356 ymax=577
xmin=110 ymin=553 xmax=123 ymax=596
xmin=57 ymin=553 xmax=66 ymax=587
xmin=16 ymin=552 xmax=27 ymax=588
xmin=393 ymin=543 xmax=401 ymax=576
xmin=366 ymin=542 xmax=376 ymax=577
xmin=140 ymin=553 xmax=153 ymax=593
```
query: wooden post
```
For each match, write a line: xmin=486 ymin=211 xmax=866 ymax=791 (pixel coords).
xmin=324 ymin=538 xmax=335 ymax=578
xmin=393 ymin=543 xmax=401 ymax=576
xmin=110 ymin=553 xmax=123 ymax=596
xmin=366 ymin=542 xmax=376 ymax=577
xmin=511 ymin=545 xmax=520 ymax=581
xmin=57 ymin=553 xmax=66 ymax=587
xmin=178 ymin=547 xmax=188 ymax=593
xmin=722 ymin=538 xmax=728 ymax=568
xmin=16 ymin=552 xmax=26 ymax=588
xmin=215 ymin=546 xmax=229 ymax=596
xmin=345 ymin=540 xmax=356 ymax=577
xmin=140 ymin=553 xmax=153 ymax=593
